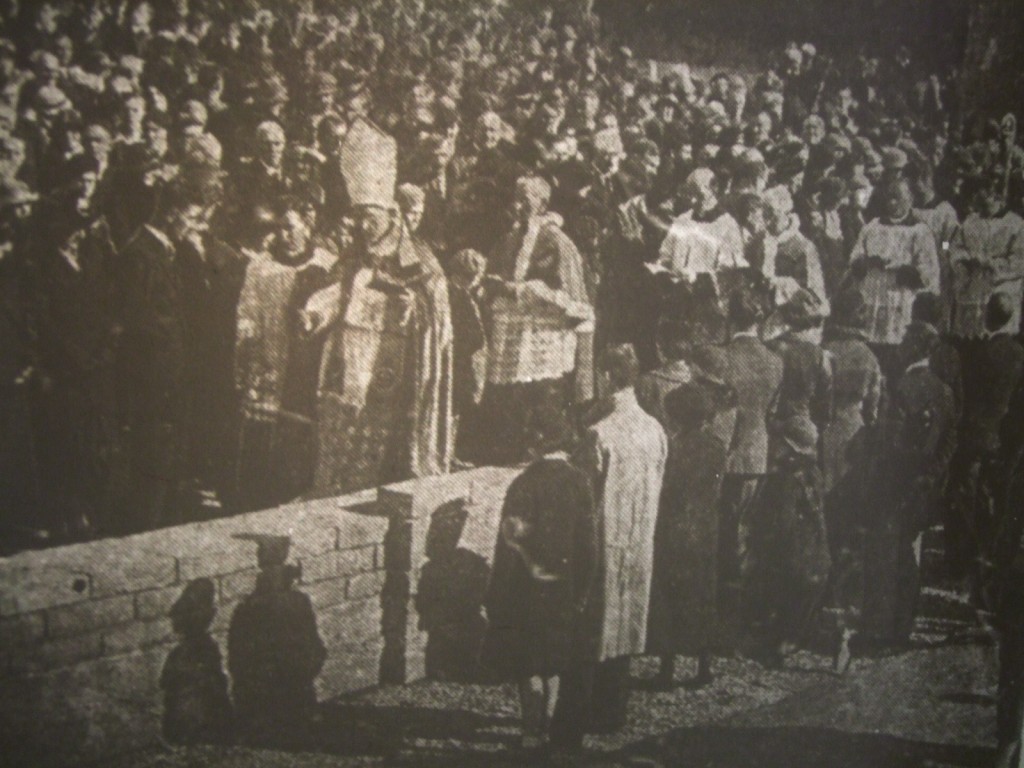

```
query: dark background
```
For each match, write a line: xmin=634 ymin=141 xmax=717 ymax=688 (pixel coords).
xmin=594 ymin=0 xmax=969 ymax=68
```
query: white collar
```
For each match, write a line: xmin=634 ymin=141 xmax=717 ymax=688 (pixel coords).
xmin=612 ymin=388 xmax=638 ymax=408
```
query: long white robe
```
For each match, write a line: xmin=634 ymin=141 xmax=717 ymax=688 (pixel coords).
xmin=576 ymin=389 xmax=667 ymax=662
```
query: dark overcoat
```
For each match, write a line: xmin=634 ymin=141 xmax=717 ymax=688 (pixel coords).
xmin=481 ymin=456 xmax=596 ymax=679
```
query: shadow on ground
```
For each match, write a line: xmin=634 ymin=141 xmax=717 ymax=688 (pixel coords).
xmin=613 ymin=725 xmax=995 ymax=768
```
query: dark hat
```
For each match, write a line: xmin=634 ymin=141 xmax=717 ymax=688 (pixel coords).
xmin=815 ymin=176 xmax=848 ymax=208
xmin=772 ymin=152 xmax=806 ymax=184
xmin=234 ymin=533 xmax=291 ymax=568
xmin=780 ymin=287 xmax=826 ymax=329
xmin=0 ymin=180 xmax=39 ymax=209
xmin=728 ymin=280 xmax=768 ymax=329
xmin=663 ymin=380 xmax=719 ymax=431
xmin=780 ymin=414 xmax=819 ymax=458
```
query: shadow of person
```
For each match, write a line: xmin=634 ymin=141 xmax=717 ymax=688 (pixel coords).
xmin=312 ymin=701 xmax=517 ymax=758
xmin=414 ymin=500 xmax=491 ymax=682
xmin=160 ymin=578 xmax=234 ymax=746
xmin=227 ymin=534 xmax=326 ymax=750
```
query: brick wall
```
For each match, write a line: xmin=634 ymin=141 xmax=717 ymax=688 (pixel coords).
xmin=0 ymin=466 xmax=518 ymax=767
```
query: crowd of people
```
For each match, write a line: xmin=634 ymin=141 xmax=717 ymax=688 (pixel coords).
xmin=3 ymin=0 xmax=1024 ymax=761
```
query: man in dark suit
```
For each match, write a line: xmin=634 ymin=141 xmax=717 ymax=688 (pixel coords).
xmin=116 ymin=181 xmax=204 ymax=532
xmin=693 ymin=285 xmax=783 ymax=627
xmin=862 ymin=320 xmax=956 ymax=647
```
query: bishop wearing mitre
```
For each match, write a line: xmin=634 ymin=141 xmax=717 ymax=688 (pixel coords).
xmin=303 ymin=118 xmax=454 ymax=496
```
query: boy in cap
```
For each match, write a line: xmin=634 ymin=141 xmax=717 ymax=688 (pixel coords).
xmin=747 ymin=413 xmax=830 ymax=668
xmin=161 ymin=578 xmax=233 ymax=745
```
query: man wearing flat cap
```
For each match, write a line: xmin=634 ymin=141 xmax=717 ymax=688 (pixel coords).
xmin=304 ymin=118 xmax=453 ymax=496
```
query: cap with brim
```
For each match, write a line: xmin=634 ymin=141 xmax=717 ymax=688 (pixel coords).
xmin=881 ymin=147 xmax=908 ymax=171
xmin=780 ymin=287 xmax=825 ymax=327
xmin=36 ymin=86 xmax=71 ymax=113
xmin=0 ymin=181 xmax=39 ymax=208
xmin=781 ymin=414 xmax=818 ymax=458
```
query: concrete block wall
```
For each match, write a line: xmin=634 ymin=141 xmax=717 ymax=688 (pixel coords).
xmin=0 ymin=467 xmax=517 ymax=767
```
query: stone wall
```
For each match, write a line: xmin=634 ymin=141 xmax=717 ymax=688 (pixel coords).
xmin=0 ymin=466 xmax=518 ymax=767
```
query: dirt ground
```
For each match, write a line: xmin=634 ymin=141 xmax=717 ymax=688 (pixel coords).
xmin=111 ymin=580 xmax=999 ymax=768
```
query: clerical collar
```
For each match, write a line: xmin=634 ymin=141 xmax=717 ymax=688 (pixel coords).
xmin=612 ymin=388 xmax=637 ymax=408
xmin=260 ymin=159 xmax=283 ymax=179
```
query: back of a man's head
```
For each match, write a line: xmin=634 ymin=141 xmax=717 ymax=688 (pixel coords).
xmin=603 ymin=343 xmax=639 ymax=392
xmin=728 ymin=286 xmax=762 ymax=333
xmin=985 ymin=292 xmax=1015 ymax=334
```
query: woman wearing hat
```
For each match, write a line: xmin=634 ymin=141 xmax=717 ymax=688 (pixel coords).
xmin=647 ymin=377 xmax=736 ymax=689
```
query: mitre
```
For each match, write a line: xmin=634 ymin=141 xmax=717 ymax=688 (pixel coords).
xmin=341 ymin=117 xmax=397 ymax=209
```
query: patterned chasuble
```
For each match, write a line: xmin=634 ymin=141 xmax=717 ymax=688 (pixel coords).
xmin=313 ymin=267 xmax=416 ymax=495
xmin=234 ymin=252 xmax=303 ymax=415
xmin=310 ymin=235 xmax=453 ymax=497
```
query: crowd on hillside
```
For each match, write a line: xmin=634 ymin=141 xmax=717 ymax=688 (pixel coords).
xmin=3 ymin=0 xmax=1024 ymax=760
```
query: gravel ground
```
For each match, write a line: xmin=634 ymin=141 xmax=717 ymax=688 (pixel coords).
xmin=109 ymin=583 xmax=998 ymax=768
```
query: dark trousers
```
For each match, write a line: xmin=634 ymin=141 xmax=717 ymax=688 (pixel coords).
xmin=999 ymin=623 xmax=1024 ymax=751
xmin=549 ymin=656 xmax=631 ymax=750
